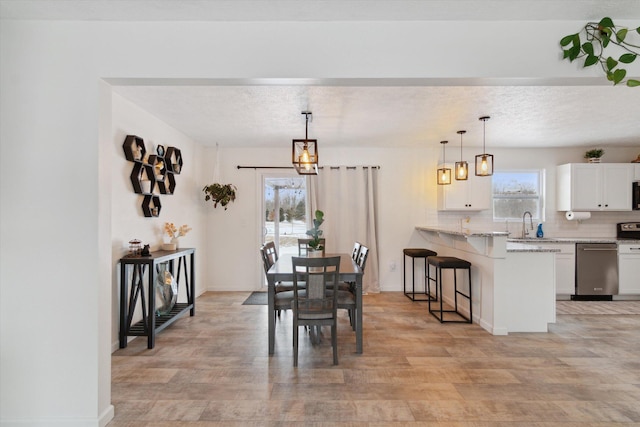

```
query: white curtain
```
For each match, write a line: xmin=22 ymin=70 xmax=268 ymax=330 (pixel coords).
xmin=309 ymin=166 xmax=380 ymax=293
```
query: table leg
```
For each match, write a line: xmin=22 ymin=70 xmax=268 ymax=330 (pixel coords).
xmin=119 ymin=264 xmax=127 ymax=348
xmin=148 ymin=262 xmax=156 ymax=349
xmin=356 ymin=274 xmax=363 ymax=354
xmin=268 ymin=275 xmax=276 ymax=355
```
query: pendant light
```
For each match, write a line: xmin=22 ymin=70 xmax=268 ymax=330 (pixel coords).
xmin=437 ymin=140 xmax=452 ymax=185
xmin=475 ymin=116 xmax=493 ymax=177
xmin=292 ymin=111 xmax=318 ymax=175
xmin=455 ymin=130 xmax=468 ymax=180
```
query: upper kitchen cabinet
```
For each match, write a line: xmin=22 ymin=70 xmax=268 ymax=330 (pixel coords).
xmin=634 ymin=164 xmax=640 ymax=181
xmin=438 ymin=165 xmax=492 ymax=211
xmin=557 ymin=163 xmax=633 ymax=211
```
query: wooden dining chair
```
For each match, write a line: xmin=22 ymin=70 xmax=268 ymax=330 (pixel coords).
xmin=260 ymin=242 xmax=298 ymax=322
xmin=297 ymin=238 xmax=326 ymax=256
xmin=339 ymin=244 xmax=369 ymax=331
xmin=351 ymin=241 xmax=362 ymax=261
xmin=291 ymin=256 xmax=341 ymax=367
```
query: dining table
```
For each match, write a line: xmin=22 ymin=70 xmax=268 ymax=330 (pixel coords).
xmin=266 ymin=253 xmax=364 ymax=355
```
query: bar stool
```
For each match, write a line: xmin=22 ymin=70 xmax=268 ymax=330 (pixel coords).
xmin=427 ymin=256 xmax=472 ymax=323
xmin=403 ymin=248 xmax=437 ymax=301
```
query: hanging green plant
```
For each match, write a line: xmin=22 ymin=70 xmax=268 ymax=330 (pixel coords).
xmin=202 ymin=183 xmax=237 ymax=210
xmin=560 ymin=17 xmax=640 ymax=87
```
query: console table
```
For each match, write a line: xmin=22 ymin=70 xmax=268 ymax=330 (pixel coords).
xmin=119 ymin=248 xmax=195 ymax=349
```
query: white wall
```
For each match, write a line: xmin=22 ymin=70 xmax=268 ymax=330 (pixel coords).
xmin=207 ymin=145 xmax=640 ymax=295
xmin=110 ymin=92 xmax=209 ymax=351
xmin=1 ymin=17 xmax=637 ymax=426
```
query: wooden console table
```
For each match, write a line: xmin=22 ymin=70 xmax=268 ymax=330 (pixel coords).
xmin=119 ymin=248 xmax=195 ymax=349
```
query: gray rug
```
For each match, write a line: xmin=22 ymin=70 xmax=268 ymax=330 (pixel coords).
xmin=242 ymin=291 xmax=267 ymax=305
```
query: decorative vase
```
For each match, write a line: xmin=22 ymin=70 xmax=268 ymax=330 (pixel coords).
xmin=587 ymin=157 xmax=601 ymax=163
xmin=307 ymin=248 xmax=323 ymax=258
xmin=155 ymin=263 xmax=178 ymax=316
xmin=171 ymin=237 xmax=180 ymax=249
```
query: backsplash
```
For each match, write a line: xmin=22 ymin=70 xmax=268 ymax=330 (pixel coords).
xmin=432 ymin=210 xmax=640 ymax=239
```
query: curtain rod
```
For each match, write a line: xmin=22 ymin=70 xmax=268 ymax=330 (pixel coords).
xmin=236 ymin=165 xmax=380 ymax=170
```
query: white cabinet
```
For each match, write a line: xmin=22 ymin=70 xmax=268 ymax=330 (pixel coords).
xmin=634 ymin=164 xmax=640 ymax=181
xmin=557 ymin=163 xmax=633 ymax=211
xmin=536 ymin=243 xmax=575 ymax=296
xmin=437 ymin=166 xmax=492 ymax=211
xmin=619 ymin=243 xmax=640 ymax=295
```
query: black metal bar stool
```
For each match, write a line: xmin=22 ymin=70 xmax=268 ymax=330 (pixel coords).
xmin=403 ymin=248 xmax=437 ymax=301
xmin=427 ymin=256 xmax=472 ymax=323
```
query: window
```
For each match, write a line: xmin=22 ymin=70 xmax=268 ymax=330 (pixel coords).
xmin=492 ymin=170 xmax=544 ymax=221
xmin=262 ymin=174 xmax=308 ymax=257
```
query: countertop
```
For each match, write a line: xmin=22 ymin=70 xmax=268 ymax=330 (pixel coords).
xmin=508 ymin=237 xmax=640 ymax=244
xmin=506 ymin=242 xmax=560 ymax=253
xmin=416 ymin=225 xmax=509 ymax=238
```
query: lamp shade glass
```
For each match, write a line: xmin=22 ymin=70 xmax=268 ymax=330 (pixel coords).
xmin=292 ymin=139 xmax=318 ymax=175
xmin=455 ymin=161 xmax=468 ymax=180
xmin=437 ymin=166 xmax=452 ymax=185
xmin=475 ymin=153 xmax=493 ymax=176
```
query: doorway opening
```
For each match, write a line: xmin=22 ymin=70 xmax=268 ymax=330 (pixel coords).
xmin=262 ymin=175 xmax=308 ymax=258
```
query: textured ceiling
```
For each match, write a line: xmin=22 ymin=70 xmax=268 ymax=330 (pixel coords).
xmin=4 ymin=0 xmax=640 ymax=149
xmin=111 ymin=84 xmax=640 ymax=149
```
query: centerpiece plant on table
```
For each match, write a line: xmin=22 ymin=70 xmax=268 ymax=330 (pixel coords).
xmin=306 ymin=210 xmax=325 ymax=253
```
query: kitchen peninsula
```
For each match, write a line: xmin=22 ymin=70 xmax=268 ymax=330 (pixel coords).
xmin=416 ymin=225 xmax=558 ymax=335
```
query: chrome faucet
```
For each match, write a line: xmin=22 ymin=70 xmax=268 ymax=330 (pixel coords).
xmin=522 ymin=211 xmax=534 ymax=238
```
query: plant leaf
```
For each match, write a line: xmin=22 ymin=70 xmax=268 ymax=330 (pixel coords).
xmin=616 ymin=28 xmax=628 ymax=43
xmin=636 ymin=26 xmax=640 ymax=35
xmin=602 ymin=34 xmax=610 ymax=48
xmin=612 ymin=68 xmax=626 ymax=85
xmin=581 ymin=42 xmax=594 ymax=55
xmin=560 ymin=34 xmax=577 ymax=47
xmin=599 ymin=17 xmax=614 ymax=28
xmin=627 ymin=79 xmax=640 ymax=87
xmin=606 ymin=56 xmax=618 ymax=70
xmin=619 ymin=53 xmax=636 ymax=64
xmin=606 ymin=71 xmax=614 ymax=81
xmin=584 ymin=55 xmax=599 ymax=67
xmin=568 ymin=45 xmax=581 ymax=61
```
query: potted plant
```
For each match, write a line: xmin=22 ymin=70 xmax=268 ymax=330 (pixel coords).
xmin=202 ymin=183 xmax=237 ymax=209
xmin=584 ymin=148 xmax=605 ymax=163
xmin=306 ymin=210 xmax=325 ymax=253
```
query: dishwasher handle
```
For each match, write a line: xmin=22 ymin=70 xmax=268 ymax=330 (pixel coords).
xmin=581 ymin=247 xmax=617 ymax=252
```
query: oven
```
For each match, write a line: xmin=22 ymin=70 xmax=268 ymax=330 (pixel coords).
xmin=617 ymin=222 xmax=640 ymax=240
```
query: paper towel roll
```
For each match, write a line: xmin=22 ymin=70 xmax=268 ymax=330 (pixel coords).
xmin=565 ymin=211 xmax=591 ymax=221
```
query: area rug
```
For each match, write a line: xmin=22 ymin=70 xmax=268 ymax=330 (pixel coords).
xmin=557 ymin=301 xmax=640 ymax=315
xmin=242 ymin=291 xmax=268 ymax=305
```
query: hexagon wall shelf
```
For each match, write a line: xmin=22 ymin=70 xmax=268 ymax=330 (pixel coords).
xmin=123 ymin=135 xmax=184 ymax=217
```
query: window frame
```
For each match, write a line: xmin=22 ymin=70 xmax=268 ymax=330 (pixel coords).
xmin=492 ymin=169 xmax=545 ymax=222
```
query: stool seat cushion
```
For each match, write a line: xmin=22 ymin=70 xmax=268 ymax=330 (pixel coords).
xmin=428 ymin=256 xmax=471 ymax=269
xmin=403 ymin=248 xmax=437 ymax=258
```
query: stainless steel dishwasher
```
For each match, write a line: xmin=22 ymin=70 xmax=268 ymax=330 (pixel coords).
xmin=574 ymin=243 xmax=618 ymax=300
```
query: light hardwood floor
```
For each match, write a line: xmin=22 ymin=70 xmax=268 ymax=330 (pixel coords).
xmin=110 ymin=292 xmax=640 ymax=426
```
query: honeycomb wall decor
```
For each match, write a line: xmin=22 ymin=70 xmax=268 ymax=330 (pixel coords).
xmin=122 ymin=135 xmax=183 ymax=217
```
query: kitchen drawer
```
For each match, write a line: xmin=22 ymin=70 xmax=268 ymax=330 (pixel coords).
xmin=618 ymin=244 xmax=640 ymax=254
